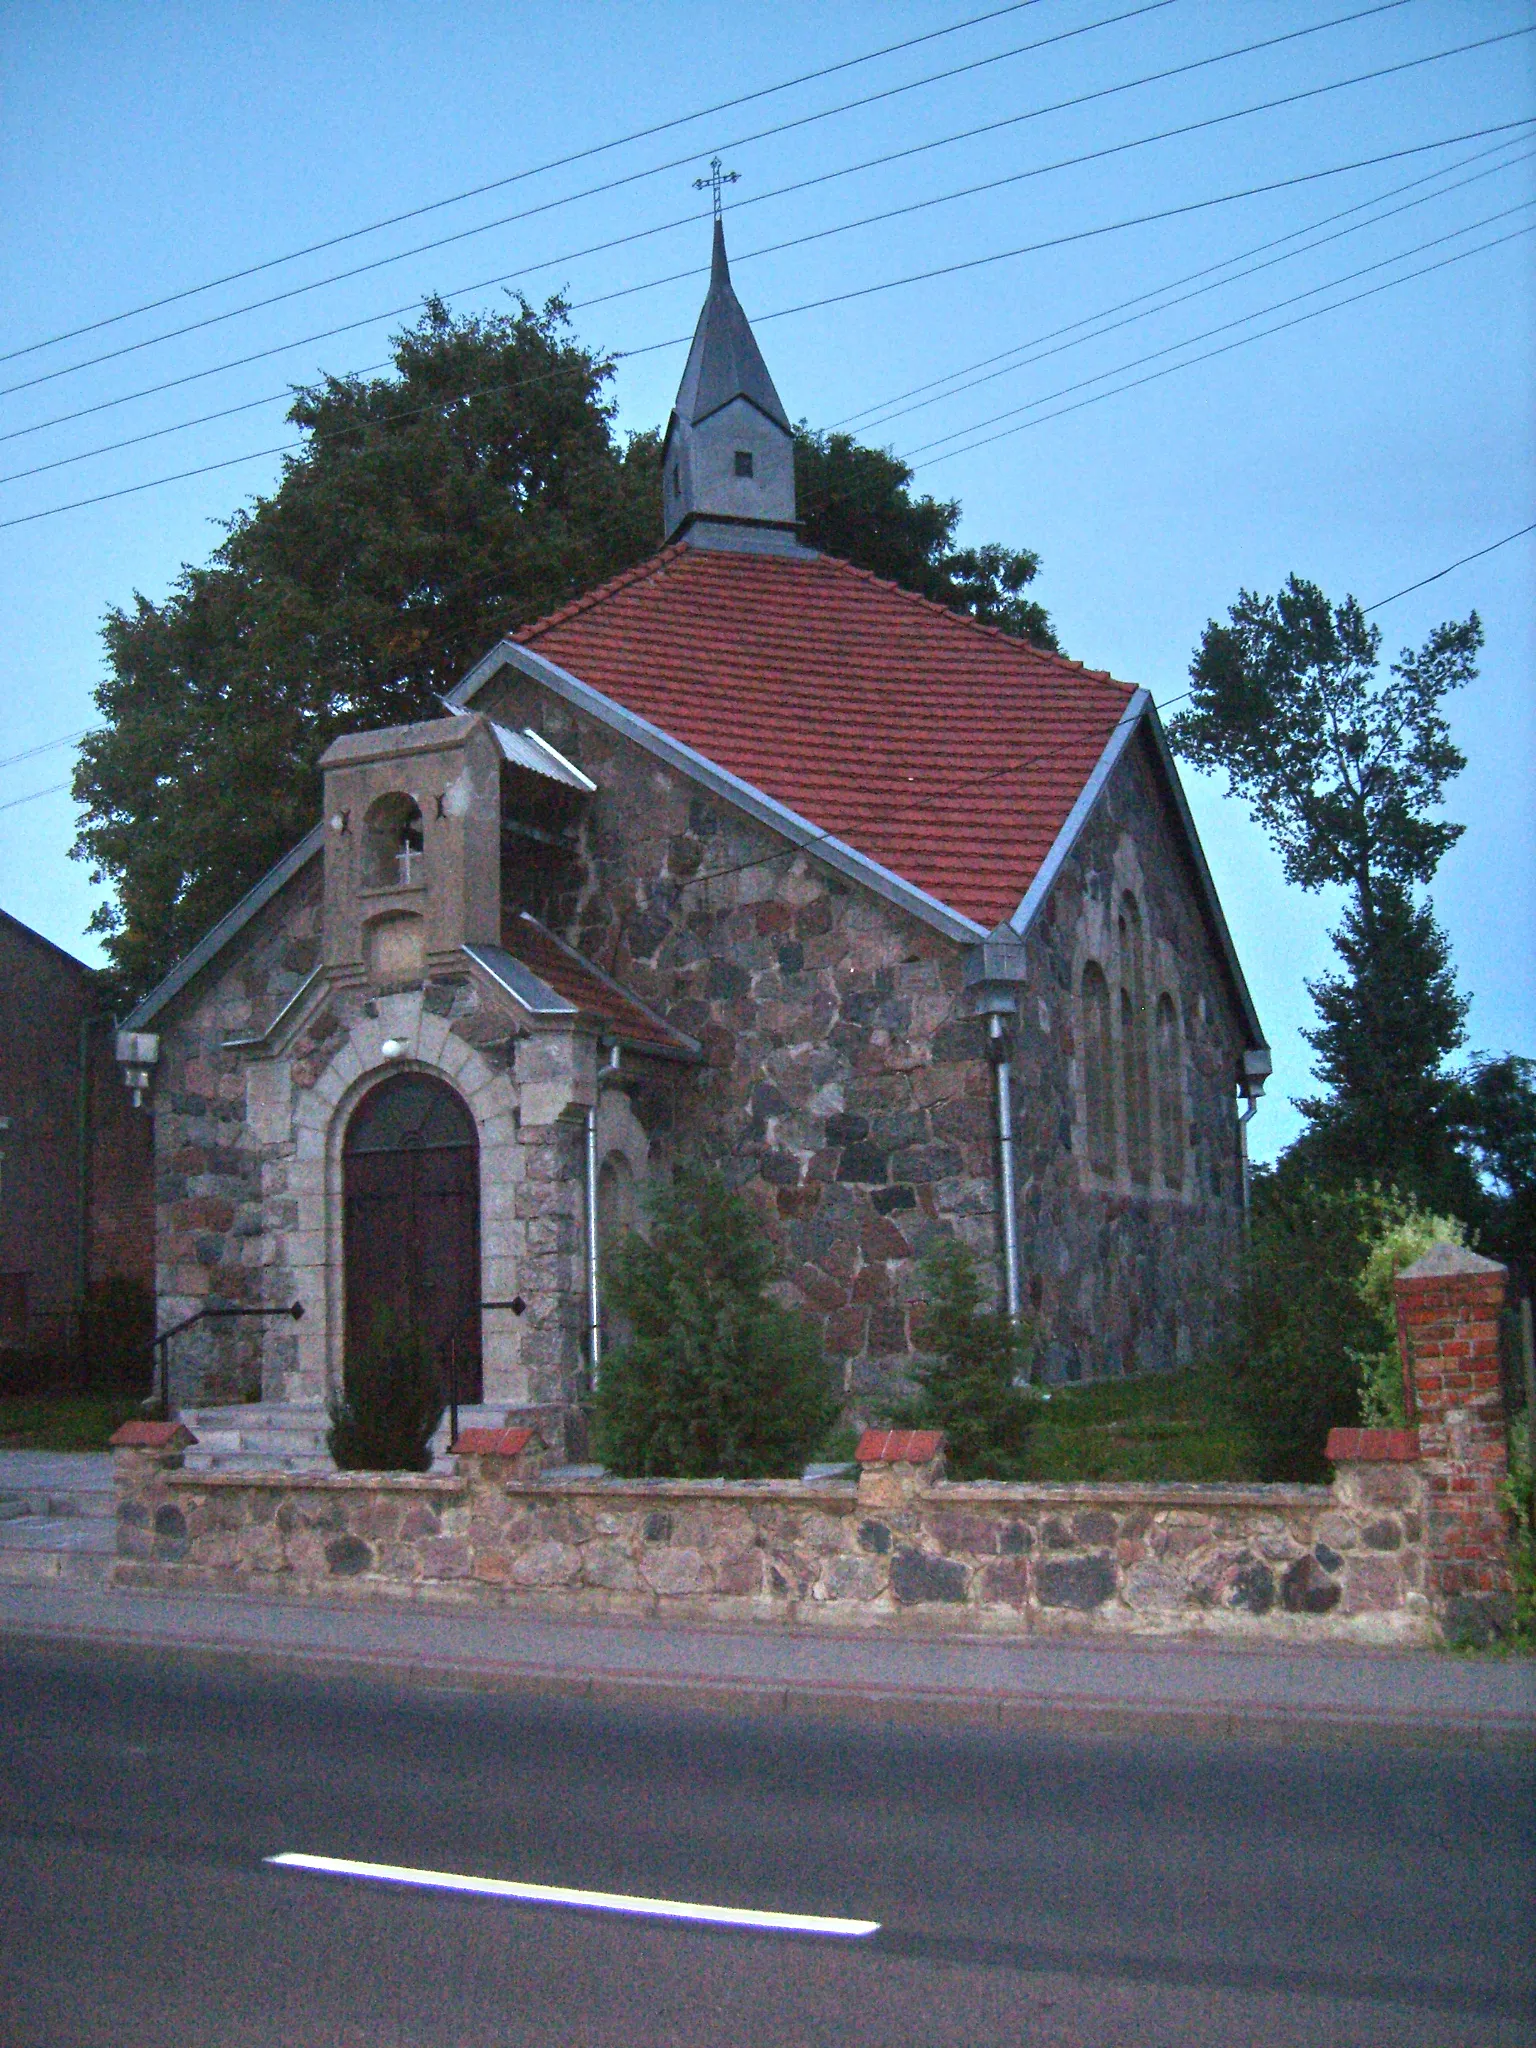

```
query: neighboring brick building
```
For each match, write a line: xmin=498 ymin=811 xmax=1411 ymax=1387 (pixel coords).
xmin=117 ymin=222 xmax=1270 ymax=1429
xmin=0 ymin=909 xmax=153 ymax=1361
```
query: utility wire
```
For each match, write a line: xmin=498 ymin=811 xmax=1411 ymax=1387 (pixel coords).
xmin=1 ymin=0 xmax=1189 ymax=398
xmin=2 ymin=123 xmax=1526 ymax=531
xmin=0 ymin=0 xmax=1053 ymax=365
xmin=838 ymin=131 xmax=1536 ymax=436
xmin=0 ymin=782 xmax=70 ymax=815
xmin=7 ymin=61 xmax=1526 ymax=462
xmin=0 ymin=728 xmax=93 ymax=772
xmin=10 ymin=121 xmax=1529 ymax=492
xmin=1363 ymin=523 xmax=1536 ymax=610
xmin=0 ymin=0 xmax=1418 ymax=425
xmin=918 ymin=216 xmax=1536 ymax=467
xmin=905 ymin=199 xmax=1536 ymax=460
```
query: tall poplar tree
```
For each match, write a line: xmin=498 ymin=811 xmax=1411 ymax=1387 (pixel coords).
xmin=1169 ymin=574 xmax=1483 ymax=1210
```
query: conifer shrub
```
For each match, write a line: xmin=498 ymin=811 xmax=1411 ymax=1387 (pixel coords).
xmin=327 ymin=1307 xmax=444 ymax=1472
xmin=592 ymin=1171 xmax=836 ymax=1479
xmin=890 ymin=1238 xmax=1037 ymax=1479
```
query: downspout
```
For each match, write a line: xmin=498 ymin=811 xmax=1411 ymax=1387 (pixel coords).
xmin=584 ymin=1042 xmax=622 ymax=1389
xmin=963 ymin=923 xmax=1030 ymax=1327
xmin=1238 ymin=1095 xmax=1258 ymax=1221
xmin=989 ymin=1014 xmax=1023 ymax=1324
xmin=1236 ymin=1049 xmax=1271 ymax=1228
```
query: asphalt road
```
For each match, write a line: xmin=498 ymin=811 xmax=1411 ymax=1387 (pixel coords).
xmin=1 ymin=1637 xmax=1531 ymax=2048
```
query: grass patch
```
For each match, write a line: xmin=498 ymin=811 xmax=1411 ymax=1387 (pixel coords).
xmin=0 ymin=1394 xmax=146 ymax=1453
xmin=1023 ymin=1368 xmax=1259 ymax=1483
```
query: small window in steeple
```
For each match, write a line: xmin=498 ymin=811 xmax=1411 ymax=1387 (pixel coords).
xmin=734 ymin=449 xmax=754 ymax=478
xmin=672 ymin=463 xmax=680 ymax=493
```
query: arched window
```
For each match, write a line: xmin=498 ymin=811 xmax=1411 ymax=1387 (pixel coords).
xmin=598 ymin=1151 xmax=637 ymax=1254
xmin=363 ymin=792 xmax=425 ymax=889
xmin=1081 ymin=962 xmax=1115 ymax=1178
xmin=1156 ymin=992 xmax=1184 ymax=1192
xmin=1119 ymin=894 xmax=1151 ymax=1188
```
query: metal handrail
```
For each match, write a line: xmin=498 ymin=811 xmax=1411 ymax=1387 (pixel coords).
xmin=443 ymin=1295 xmax=527 ymax=1452
xmin=153 ymin=1300 xmax=304 ymax=1420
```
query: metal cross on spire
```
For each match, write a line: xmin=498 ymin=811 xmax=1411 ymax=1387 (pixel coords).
xmin=692 ymin=155 xmax=739 ymax=220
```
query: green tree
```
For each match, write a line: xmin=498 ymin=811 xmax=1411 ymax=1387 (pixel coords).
xmin=1169 ymin=575 xmax=1484 ymax=1204
xmin=1222 ymin=1172 xmax=1389 ymax=1480
xmin=327 ymin=1306 xmax=444 ymax=1472
xmin=74 ymin=295 xmax=658 ymax=998
xmin=793 ymin=427 xmax=1060 ymax=650
xmin=890 ymin=1238 xmax=1036 ymax=1479
xmin=1459 ymin=1053 xmax=1536 ymax=1289
xmin=593 ymin=1171 xmax=835 ymax=1479
xmin=75 ymin=305 xmax=1059 ymax=1002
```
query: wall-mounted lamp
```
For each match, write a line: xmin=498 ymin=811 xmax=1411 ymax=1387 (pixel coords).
xmin=115 ymin=1030 xmax=160 ymax=1108
xmin=380 ymin=1037 xmax=409 ymax=1060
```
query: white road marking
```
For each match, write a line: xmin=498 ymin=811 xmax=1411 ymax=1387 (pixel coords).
xmin=266 ymin=1852 xmax=880 ymax=1938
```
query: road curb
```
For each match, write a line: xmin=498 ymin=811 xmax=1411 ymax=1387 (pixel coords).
xmin=4 ymin=1611 xmax=1533 ymax=1748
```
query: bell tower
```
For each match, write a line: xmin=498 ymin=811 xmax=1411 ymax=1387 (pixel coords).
xmin=661 ymin=216 xmax=802 ymax=553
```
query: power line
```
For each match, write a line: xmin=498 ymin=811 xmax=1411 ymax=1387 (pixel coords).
xmin=0 ymin=0 xmax=1421 ymax=425
xmin=836 ymin=132 xmax=1536 ymax=437
xmin=12 ymin=121 xmax=1530 ymax=493
xmin=741 ymin=118 xmax=1536 ymax=333
xmin=3 ymin=122 xmax=1527 ymax=531
xmin=904 ymin=199 xmax=1536 ymax=460
xmin=3 ymin=0 xmax=1412 ymax=401
xmin=9 ymin=64 xmax=1527 ymax=472
xmin=1363 ymin=523 xmax=1536 ymax=610
xmin=916 ymin=216 xmax=1536 ymax=468
xmin=0 ymin=728 xmax=93 ymax=773
xmin=0 ymin=0 xmax=1052 ymax=366
xmin=570 ymin=16 xmax=1516 ymax=320
xmin=0 ymin=782 xmax=70 ymax=815
xmin=0 ymin=0 xmax=1180 ymax=399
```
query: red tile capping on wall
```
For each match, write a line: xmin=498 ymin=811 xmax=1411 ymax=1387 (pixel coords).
xmin=110 ymin=1420 xmax=195 ymax=1451
xmin=1325 ymin=1428 xmax=1421 ymax=1464
xmin=451 ymin=1427 xmax=536 ymax=1458
xmin=856 ymin=1429 xmax=945 ymax=1465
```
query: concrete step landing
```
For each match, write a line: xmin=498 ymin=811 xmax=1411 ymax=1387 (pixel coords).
xmin=176 ymin=1403 xmax=525 ymax=1474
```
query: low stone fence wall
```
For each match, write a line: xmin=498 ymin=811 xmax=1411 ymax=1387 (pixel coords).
xmin=109 ymin=1423 xmax=1432 ymax=1646
xmin=111 ymin=1242 xmax=1517 ymax=1649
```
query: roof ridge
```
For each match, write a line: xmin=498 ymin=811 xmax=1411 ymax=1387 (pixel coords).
xmin=517 ymin=545 xmax=686 ymax=641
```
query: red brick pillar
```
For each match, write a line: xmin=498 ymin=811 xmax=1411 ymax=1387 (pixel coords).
xmin=1394 ymin=1243 xmax=1511 ymax=1642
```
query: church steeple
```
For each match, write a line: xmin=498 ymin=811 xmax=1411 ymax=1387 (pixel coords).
xmin=661 ymin=218 xmax=802 ymax=552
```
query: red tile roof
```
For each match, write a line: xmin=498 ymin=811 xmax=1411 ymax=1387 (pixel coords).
xmin=505 ymin=914 xmax=697 ymax=1056
xmin=517 ymin=546 xmax=1137 ymax=931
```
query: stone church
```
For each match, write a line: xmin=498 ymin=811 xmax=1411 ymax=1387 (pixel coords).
xmin=118 ymin=221 xmax=1270 ymax=1460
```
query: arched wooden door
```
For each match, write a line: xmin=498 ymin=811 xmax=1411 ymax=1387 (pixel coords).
xmin=342 ymin=1073 xmax=482 ymax=1402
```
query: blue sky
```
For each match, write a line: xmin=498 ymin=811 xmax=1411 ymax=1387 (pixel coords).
xmin=1 ymin=0 xmax=1531 ymax=1161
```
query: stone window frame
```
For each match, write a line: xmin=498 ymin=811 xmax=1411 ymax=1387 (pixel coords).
xmin=1070 ymin=843 xmax=1192 ymax=1204
xmin=279 ymin=993 xmax=524 ymax=1404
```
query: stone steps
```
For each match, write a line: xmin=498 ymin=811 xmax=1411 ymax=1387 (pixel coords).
xmin=176 ymin=1402 xmax=526 ymax=1474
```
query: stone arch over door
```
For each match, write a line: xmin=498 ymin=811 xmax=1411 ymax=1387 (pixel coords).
xmin=342 ymin=1071 xmax=482 ymax=1402
xmin=282 ymin=989 xmax=525 ymax=1404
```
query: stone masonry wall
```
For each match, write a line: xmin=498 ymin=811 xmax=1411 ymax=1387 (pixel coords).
xmin=146 ymin=859 xmax=590 ymax=1409
xmin=113 ymin=1435 xmax=1432 ymax=1647
xmin=478 ymin=671 xmax=1249 ymax=1394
